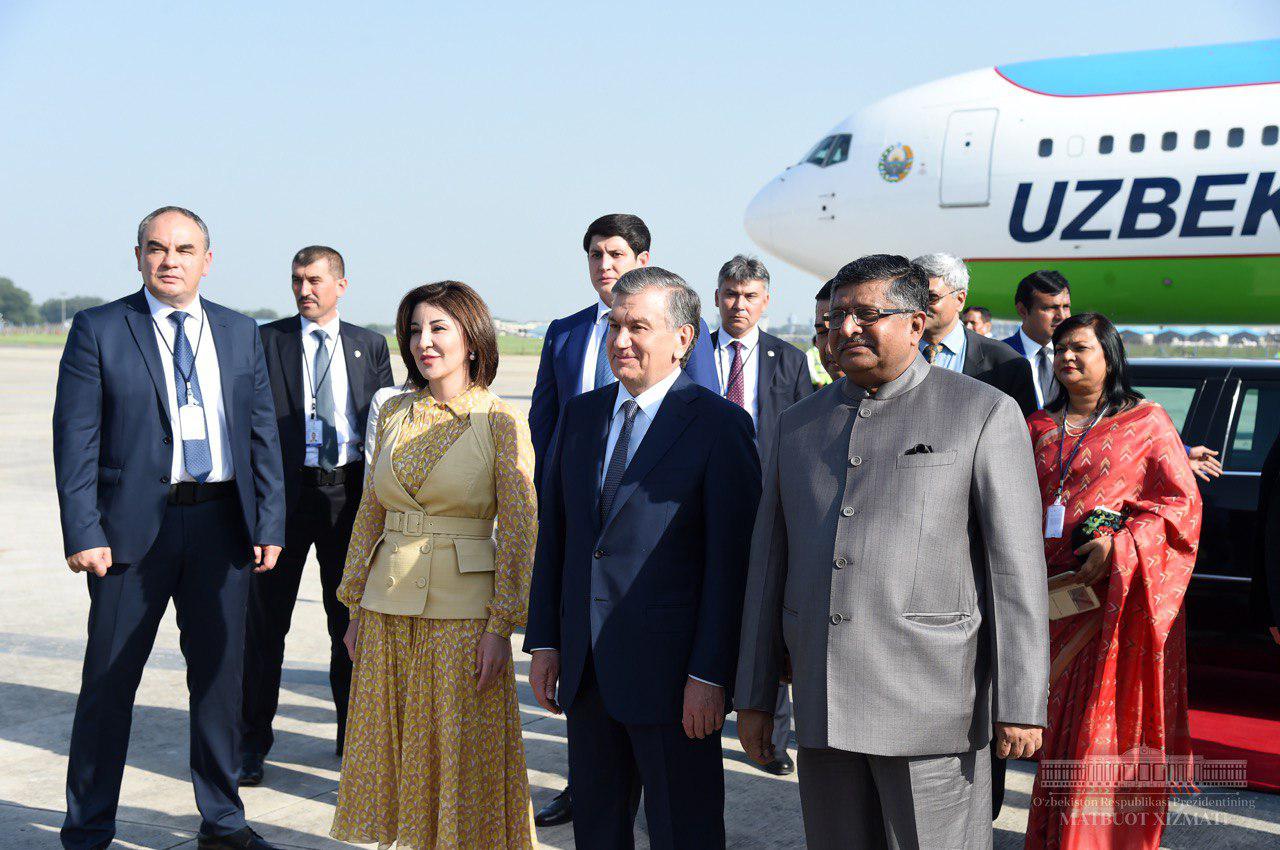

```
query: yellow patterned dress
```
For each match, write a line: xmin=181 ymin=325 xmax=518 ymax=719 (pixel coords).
xmin=331 ymin=385 xmax=537 ymax=849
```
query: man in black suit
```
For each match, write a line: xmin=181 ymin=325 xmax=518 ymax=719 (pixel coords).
xmin=525 ymin=267 xmax=761 ymax=849
xmin=239 ymin=246 xmax=393 ymax=785
xmin=54 ymin=207 xmax=285 ymax=850
xmin=710 ymin=254 xmax=812 ymax=775
xmin=913 ymin=253 xmax=1037 ymax=417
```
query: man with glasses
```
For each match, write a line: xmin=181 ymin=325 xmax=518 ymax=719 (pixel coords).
xmin=735 ymin=254 xmax=1049 ymax=850
xmin=914 ymin=254 xmax=1036 ymax=416
xmin=807 ymin=279 xmax=844 ymax=387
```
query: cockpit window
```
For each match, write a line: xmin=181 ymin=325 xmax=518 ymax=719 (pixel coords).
xmin=801 ymin=134 xmax=852 ymax=167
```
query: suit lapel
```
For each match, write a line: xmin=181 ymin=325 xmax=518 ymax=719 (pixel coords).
xmin=587 ymin=384 xmax=618 ymax=533
xmin=564 ymin=306 xmax=595 ymax=398
xmin=123 ymin=290 xmax=172 ymax=427
xmin=207 ymin=303 xmax=237 ymax=420
xmin=961 ymin=328 xmax=981 ymax=377
xmin=339 ymin=321 xmax=364 ymax=410
xmin=279 ymin=316 xmax=305 ymax=414
xmin=602 ymin=373 xmax=697 ymax=530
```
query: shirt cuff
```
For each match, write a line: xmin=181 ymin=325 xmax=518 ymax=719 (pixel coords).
xmin=528 ymin=647 xmax=558 ymax=653
xmin=688 ymin=674 xmax=723 ymax=688
xmin=1184 ymin=443 xmax=1192 ymax=456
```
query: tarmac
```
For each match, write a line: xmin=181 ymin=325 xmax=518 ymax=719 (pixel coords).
xmin=2 ymin=344 xmax=1279 ymax=848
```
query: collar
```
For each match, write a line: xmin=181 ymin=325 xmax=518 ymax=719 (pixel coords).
xmin=1020 ymin=327 xmax=1050 ymax=356
xmin=717 ymin=324 xmax=760 ymax=352
xmin=613 ymin=367 xmax=682 ymax=420
xmin=840 ymin=352 xmax=931 ymax=402
xmin=595 ymin=300 xmax=611 ymax=323
xmin=921 ymin=320 xmax=965 ymax=356
xmin=416 ymin=383 xmax=489 ymax=419
xmin=301 ymin=312 xmax=341 ymax=340
xmin=143 ymin=286 xmax=203 ymax=322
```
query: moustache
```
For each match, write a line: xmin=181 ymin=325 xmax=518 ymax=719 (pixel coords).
xmin=839 ymin=337 xmax=875 ymax=350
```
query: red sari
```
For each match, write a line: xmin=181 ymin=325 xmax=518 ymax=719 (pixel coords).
xmin=1024 ymin=402 xmax=1202 ymax=850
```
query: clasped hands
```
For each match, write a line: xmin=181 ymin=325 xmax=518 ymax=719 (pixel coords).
xmin=529 ymin=650 xmax=725 ymax=739
xmin=66 ymin=544 xmax=281 ymax=577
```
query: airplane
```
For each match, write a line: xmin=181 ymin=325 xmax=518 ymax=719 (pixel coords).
xmin=743 ymin=39 xmax=1280 ymax=324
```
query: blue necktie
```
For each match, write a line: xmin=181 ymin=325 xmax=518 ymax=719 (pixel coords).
xmin=171 ymin=311 xmax=212 ymax=482
xmin=599 ymin=400 xmax=639 ymax=525
xmin=593 ymin=316 xmax=615 ymax=391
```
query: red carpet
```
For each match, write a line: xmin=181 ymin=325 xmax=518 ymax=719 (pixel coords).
xmin=1188 ymin=664 xmax=1280 ymax=793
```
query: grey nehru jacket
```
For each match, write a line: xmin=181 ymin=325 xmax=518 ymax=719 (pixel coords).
xmin=735 ymin=353 xmax=1049 ymax=757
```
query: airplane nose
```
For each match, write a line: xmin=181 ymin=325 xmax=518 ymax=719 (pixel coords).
xmin=744 ymin=177 xmax=781 ymax=253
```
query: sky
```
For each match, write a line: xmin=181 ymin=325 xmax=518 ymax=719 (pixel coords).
xmin=1 ymin=1 xmax=1277 ymax=327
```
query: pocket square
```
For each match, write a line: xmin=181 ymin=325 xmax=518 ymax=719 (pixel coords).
xmin=904 ymin=444 xmax=934 ymax=456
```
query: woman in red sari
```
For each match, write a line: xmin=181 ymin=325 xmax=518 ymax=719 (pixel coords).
xmin=1024 ymin=313 xmax=1202 ymax=850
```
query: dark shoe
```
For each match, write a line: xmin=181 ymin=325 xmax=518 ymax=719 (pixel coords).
xmin=196 ymin=826 xmax=279 ymax=849
xmin=237 ymin=753 xmax=265 ymax=787
xmin=761 ymin=753 xmax=795 ymax=776
xmin=534 ymin=787 xmax=573 ymax=827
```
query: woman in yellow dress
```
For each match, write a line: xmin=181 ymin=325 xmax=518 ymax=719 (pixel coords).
xmin=330 ymin=281 xmax=537 ymax=849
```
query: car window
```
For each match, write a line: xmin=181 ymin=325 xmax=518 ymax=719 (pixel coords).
xmin=1226 ymin=382 xmax=1280 ymax=472
xmin=1133 ymin=382 xmax=1198 ymax=434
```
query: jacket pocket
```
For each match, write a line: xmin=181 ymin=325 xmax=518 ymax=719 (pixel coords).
xmin=903 ymin=611 xmax=971 ymax=626
xmin=98 ymin=465 xmax=123 ymax=485
xmin=895 ymin=450 xmax=958 ymax=469
xmin=454 ymin=537 xmax=496 ymax=573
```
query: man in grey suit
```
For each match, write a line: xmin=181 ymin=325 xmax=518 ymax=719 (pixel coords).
xmin=735 ymin=254 xmax=1049 ymax=850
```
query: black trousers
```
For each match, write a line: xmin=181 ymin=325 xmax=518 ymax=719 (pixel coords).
xmin=566 ymin=660 xmax=726 ymax=850
xmin=62 ymin=498 xmax=252 ymax=850
xmin=241 ymin=470 xmax=361 ymax=757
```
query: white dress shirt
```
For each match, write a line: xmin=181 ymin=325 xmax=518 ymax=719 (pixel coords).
xmin=578 ymin=300 xmax=613 ymax=395
xmin=714 ymin=325 xmax=761 ymax=425
xmin=300 ymin=314 xmax=361 ymax=467
xmin=1018 ymin=327 xmax=1055 ymax=408
xmin=143 ymin=287 xmax=234 ymax=482
xmin=363 ymin=384 xmax=413 ymax=469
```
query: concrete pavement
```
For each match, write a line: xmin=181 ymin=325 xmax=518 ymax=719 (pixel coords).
xmin=2 ymin=345 xmax=1278 ymax=848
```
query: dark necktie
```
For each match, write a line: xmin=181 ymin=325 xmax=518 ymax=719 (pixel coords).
xmin=1037 ymin=345 xmax=1057 ymax=405
xmin=923 ymin=342 xmax=941 ymax=364
xmin=725 ymin=341 xmax=746 ymax=408
xmin=312 ymin=328 xmax=341 ymax=471
xmin=599 ymin=399 xmax=639 ymax=524
xmin=170 ymin=311 xmax=212 ymax=482
xmin=593 ymin=315 xmax=615 ymax=391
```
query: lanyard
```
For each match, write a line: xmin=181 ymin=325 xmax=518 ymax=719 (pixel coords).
xmin=152 ymin=306 xmax=207 ymax=405
xmin=302 ymin=329 xmax=339 ymax=417
xmin=714 ymin=336 xmax=760 ymax=395
xmin=1053 ymin=405 xmax=1108 ymax=502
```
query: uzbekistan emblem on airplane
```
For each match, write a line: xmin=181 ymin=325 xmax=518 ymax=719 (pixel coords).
xmin=878 ymin=144 xmax=913 ymax=183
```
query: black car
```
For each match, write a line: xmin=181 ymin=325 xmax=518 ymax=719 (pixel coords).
xmin=1129 ymin=358 xmax=1280 ymax=663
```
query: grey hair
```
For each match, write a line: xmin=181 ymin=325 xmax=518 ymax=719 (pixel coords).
xmin=137 ymin=206 xmax=211 ymax=250
xmin=717 ymin=254 xmax=771 ymax=291
xmin=612 ymin=266 xmax=702 ymax=366
xmin=911 ymin=252 xmax=970 ymax=292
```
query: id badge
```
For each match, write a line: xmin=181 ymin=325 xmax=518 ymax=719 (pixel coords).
xmin=304 ymin=446 xmax=320 ymax=465
xmin=1045 ymin=501 xmax=1066 ymax=539
xmin=178 ymin=403 xmax=207 ymax=440
xmin=305 ymin=417 xmax=324 ymax=447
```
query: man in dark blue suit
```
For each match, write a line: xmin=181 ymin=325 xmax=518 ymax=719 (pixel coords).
xmin=525 ymin=267 xmax=761 ymax=849
xmin=53 ymin=207 xmax=286 ymax=850
xmin=526 ymin=213 xmax=718 ymax=826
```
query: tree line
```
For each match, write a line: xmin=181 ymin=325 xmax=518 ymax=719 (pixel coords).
xmin=0 ymin=278 xmax=281 ymax=327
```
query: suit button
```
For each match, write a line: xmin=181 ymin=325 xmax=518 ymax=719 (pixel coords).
xmin=416 ymin=578 xmax=427 ymax=588
xmin=161 ymin=476 xmax=170 ymax=484
xmin=834 ymin=557 xmax=847 ymax=569
xmin=830 ymin=613 xmax=845 ymax=625
xmin=841 ymin=506 xmax=855 ymax=517
xmin=392 ymin=545 xmax=399 ymax=554
xmin=420 ymin=543 xmax=432 ymax=553
xmin=858 ymin=408 xmax=871 ymax=418
xmin=850 ymin=456 xmax=863 ymax=467
xmin=386 ymin=577 xmax=394 ymax=587
xmin=162 ymin=436 xmax=172 ymax=445
xmin=593 ymin=550 xmax=605 ymax=559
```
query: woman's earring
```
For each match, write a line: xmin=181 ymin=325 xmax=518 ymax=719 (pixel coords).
xmin=469 ymin=352 xmax=477 ymax=361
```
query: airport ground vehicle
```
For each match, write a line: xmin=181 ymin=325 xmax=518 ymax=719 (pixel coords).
xmin=1129 ymin=359 xmax=1280 ymax=663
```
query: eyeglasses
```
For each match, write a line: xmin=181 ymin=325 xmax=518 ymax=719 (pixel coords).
xmin=927 ymin=287 xmax=963 ymax=306
xmin=825 ymin=306 xmax=917 ymax=328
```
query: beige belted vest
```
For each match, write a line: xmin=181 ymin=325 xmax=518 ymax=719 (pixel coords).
xmin=358 ymin=394 xmax=499 ymax=618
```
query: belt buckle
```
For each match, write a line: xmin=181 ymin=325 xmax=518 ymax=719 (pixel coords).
xmin=404 ymin=513 xmax=423 ymax=536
